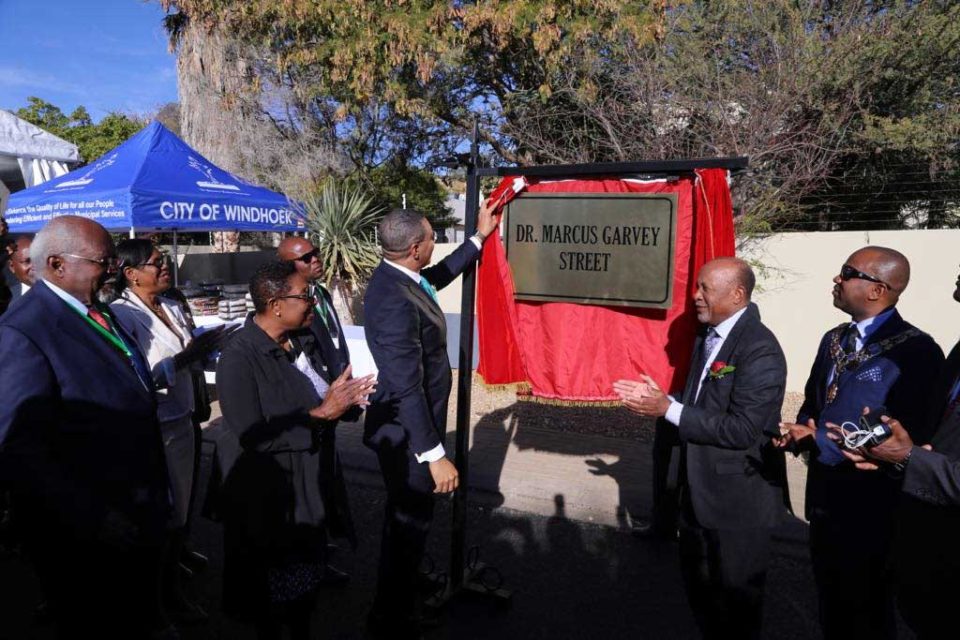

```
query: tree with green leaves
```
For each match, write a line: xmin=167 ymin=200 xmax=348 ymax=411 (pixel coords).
xmin=160 ymin=0 xmax=960 ymax=232
xmin=365 ymin=161 xmax=456 ymax=230
xmin=15 ymin=97 xmax=145 ymax=165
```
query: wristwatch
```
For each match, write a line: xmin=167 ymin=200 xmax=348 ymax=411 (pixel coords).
xmin=891 ymin=448 xmax=913 ymax=474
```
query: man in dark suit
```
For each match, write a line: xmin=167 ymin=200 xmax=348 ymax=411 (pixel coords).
xmin=363 ymin=203 xmax=499 ymax=639
xmin=777 ymin=246 xmax=943 ymax=640
xmin=0 ymin=216 xmax=169 ymax=638
xmin=836 ymin=265 xmax=960 ymax=640
xmin=7 ymin=234 xmax=35 ymax=301
xmin=615 ymin=257 xmax=789 ymax=640
xmin=279 ymin=235 xmax=358 ymax=583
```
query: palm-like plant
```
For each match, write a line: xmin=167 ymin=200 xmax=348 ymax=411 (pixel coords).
xmin=300 ymin=179 xmax=384 ymax=323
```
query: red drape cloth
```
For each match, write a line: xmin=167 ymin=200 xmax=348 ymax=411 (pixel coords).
xmin=476 ymin=169 xmax=735 ymax=402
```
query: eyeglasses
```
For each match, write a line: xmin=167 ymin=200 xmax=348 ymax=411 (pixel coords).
xmin=60 ymin=253 xmax=119 ymax=269
xmin=296 ymin=249 xmax=320 ymax=264
xmin=274 ymin=292 xmax=317 ymax=303
xmin=840 ymin=264 xmax=888 ymax=288
xmin=137 ymin=256 xmax=169 ymax=270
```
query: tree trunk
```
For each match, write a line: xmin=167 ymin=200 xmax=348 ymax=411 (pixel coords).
xmin=176 ymin=21 xmax=251 ymax=253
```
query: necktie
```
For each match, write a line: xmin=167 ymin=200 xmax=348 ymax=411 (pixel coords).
xmin=703 ymin=326 xmax=721 ymax=362
xmin=685 ymin=327 xmax=719 ymax=404
xmin=419 ymin=277 xmax=439 ymax=303
xmin=842 ymin=323 xmax=859 ymax=355
xmin=314 ymin=293 xmax=339 ymax=340
xmin=87 ymin=306 xmax=113 ymax=333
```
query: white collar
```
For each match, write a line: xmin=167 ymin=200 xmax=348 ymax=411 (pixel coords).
xmin=42 ymin=278 xmax=90 ymax=314
xmin=384 ymin=259 xmax=421 ymax=284
xmin=851 ymin=307 xmax=896 ymax=339
xmin=711 ymin=305 xmax=748 ymax=339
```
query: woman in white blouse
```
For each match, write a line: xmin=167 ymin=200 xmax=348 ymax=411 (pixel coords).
xmin=112 ymin=239 xmax=221 ymax=625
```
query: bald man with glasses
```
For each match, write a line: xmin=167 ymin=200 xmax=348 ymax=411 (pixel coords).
xmin=776 ymin=246 xmax=944 ymax=640
xmin=0 ymin=216 xmax=169 ymax=638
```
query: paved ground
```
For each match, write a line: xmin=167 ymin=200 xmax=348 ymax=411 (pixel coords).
xmin=0 ymin=384 xmax=913 ymax=639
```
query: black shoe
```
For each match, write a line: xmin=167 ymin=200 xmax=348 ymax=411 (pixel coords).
xmin=631 ymin=519 xmax=677 ymax=541
xmin=168 ymin=600 xmax=209 ymax=626
xmin=33 ymin=600 xmax=53 ymax=625
xmin=180 ymin=549 xmax=209 ymax=573
xmin=319 ymin=563 xmax=350 ymax=587
xmin=366 ymin=611 xmax=424 ymax=640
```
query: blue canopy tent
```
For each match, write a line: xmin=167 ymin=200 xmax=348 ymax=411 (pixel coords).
xmin=4 ymin=120 xmax=305 ymax=283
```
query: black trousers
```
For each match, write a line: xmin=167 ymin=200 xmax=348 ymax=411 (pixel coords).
xmin=372 ymin=443 xmax=436 ymax=637
xmin=30 ymin=537 xmax=162 ymax=639
xmin=651 ymin=418 xmax=680 ymax=534
xmin=678 ymin=517 xmax=772 ymax=640
xmin=809 ymin=516 xmax=897 ymax=640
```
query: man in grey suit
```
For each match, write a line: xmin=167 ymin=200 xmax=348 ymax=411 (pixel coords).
xmin=615 ymin=257 xmax=789 ymax=640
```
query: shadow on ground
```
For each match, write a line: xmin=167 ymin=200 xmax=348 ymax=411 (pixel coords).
xmin=0 ymin=439 xmax=843 ymax=640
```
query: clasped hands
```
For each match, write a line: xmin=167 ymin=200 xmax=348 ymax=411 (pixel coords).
xmin=309 ymin=365 xmax=377 ymax=422
xmin=613 ymin=375 xmax=671 ymax=418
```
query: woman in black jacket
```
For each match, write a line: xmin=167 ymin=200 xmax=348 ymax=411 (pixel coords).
xmin=215 ymin=260 xmax=375 ymax=640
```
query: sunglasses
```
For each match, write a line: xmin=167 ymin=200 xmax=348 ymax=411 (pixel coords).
xmin=840 ymin=264 xmax=888 ymax=288
xmin=296 ymin=249 xmax=320 ymax=264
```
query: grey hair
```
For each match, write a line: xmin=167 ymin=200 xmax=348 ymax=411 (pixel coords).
xmin=30 ymin=218 xmax=81 ymax=269
xmin=379 ymin=209 xmax=426 ymax=256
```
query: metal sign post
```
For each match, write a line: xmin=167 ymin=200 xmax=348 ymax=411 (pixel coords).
xmin=436 ymin=129 xmax=747 ymax=611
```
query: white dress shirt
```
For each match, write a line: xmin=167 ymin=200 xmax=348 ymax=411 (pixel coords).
xmin=42 ymin=278 xmax=88 ymax=314
xmin=383 ymin=236 xmax=482 ymax=464
xmin=665 ymin=306 xmax=749 ymax=426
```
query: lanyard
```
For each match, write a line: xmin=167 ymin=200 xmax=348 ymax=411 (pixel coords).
xmin=71 ymin=305 xmax=133 ymax=358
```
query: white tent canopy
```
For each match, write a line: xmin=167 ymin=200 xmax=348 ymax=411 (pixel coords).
xmin=0 ymin=109 xmax=80 ymax=201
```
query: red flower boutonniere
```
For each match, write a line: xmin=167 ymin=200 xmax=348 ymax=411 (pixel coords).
xmin=708 ymin=361 xmax=736 ymax=380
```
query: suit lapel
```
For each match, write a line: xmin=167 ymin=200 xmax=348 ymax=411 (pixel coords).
xmin=38 ymin=284 xmax=152 ymax=399
xmin=406 ymin=278 xmax=447 ymax=332
xmin=311 ymin=285 xmax=348 ymax=378
xmin=117 ymin=293 xmax=184 ymax=354
xmin=692 ymin=304 xmax=758 ymax=406
xmin=682 ymin=334 xmax=705 ymax=404
xmin=374 ymin=261 xmax=447 ymax=334
xmin=931 ymin=342 xmax=960 ymax=445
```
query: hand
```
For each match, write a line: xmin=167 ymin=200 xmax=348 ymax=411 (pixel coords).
xmin=614 ymin=375 xmax=670 ymax=417
xmin=176 ymin=326 xmax=225 ymax=367
xmin=429 ymin=457 xmax=459 ymax=494
xmin=833 ymin=413 xmax=915 ymax=469
xmin=475 ymin=198 xmax=502 ymax=240
xmin=309 ymin=365 xmax=377 ymax=422
xmin=773 ymin=418 xmax=817 ymax=450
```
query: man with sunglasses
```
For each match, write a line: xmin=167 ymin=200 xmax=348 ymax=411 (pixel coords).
xmin=278 ymin=236 xmax=359 ymax=585
xmin=0 ymin=216 xmax=169 ymax=638
xmin=776 ymin=246 xmax=943 ymax=640
xmin=831 ymin=264 xmax=960 ymax=640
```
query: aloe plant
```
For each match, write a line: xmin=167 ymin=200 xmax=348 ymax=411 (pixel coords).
xmin=300 ymin=179 xmax=384 ymax=323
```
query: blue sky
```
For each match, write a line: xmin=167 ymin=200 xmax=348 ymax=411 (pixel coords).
xmin=0 ymin=0 xmax=178 ymax=121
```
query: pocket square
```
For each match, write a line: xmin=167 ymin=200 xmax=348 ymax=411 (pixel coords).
xmin=856 ymin=366 xmax=883 ymax=383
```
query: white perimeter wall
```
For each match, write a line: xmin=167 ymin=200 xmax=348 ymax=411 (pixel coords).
xmin=431 ymin=230 xmax=960 ymax=392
